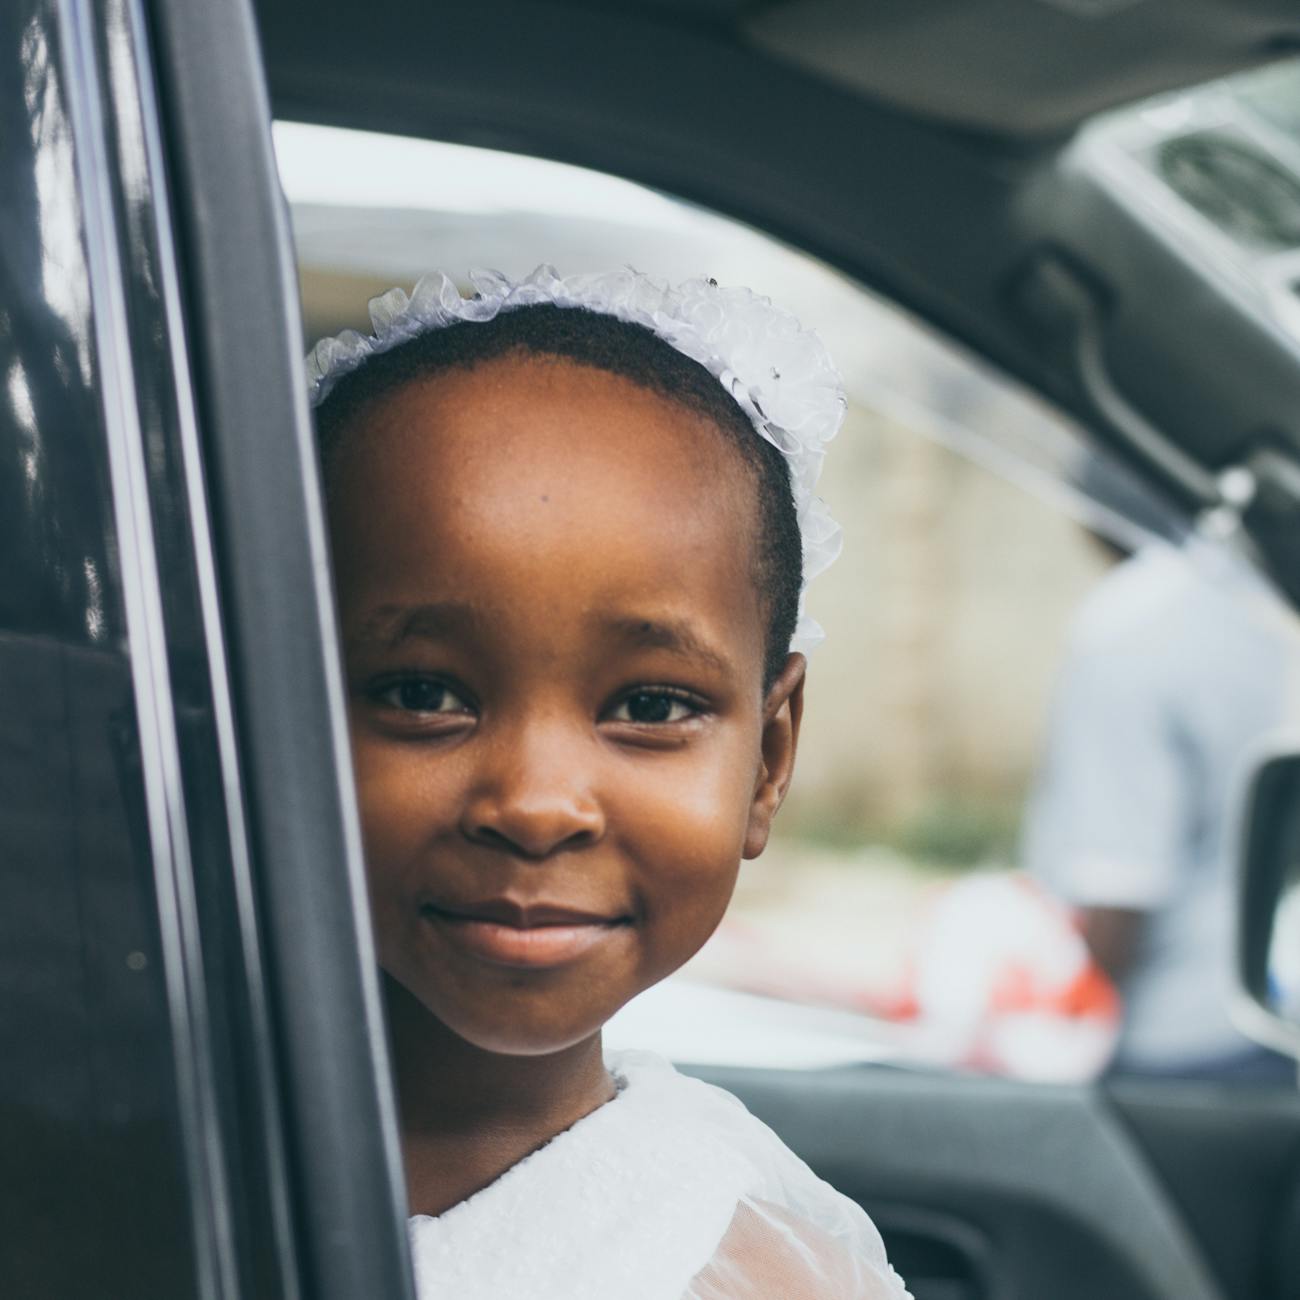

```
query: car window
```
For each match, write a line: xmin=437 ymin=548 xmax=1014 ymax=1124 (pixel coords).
xmin=276 ymin=120 xmax=1299 ymax=1088
xmin=0 ymin=4 xmax=203 ymax=1292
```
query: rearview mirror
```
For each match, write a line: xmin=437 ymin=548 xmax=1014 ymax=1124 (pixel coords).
xmin=1237 ymin=744 xmax=1300 ymax=1061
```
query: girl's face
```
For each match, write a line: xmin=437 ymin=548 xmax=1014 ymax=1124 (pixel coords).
xmin=329 ymin=354 xmax=803 ymax=1057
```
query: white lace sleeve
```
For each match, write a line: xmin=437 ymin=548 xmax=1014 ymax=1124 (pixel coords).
xmin=686 ymin=1198 xmax=909 ymax=1298
xmin=661 ymin=1051 xmax=912 ymax=1299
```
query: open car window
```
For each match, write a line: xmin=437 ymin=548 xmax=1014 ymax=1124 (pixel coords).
xmin=275 ymin=121 xmax=1300 ymax=1086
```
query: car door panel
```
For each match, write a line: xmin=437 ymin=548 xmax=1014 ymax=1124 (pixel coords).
xmin=0 ymin=4 xmax=206 ymax=1293
xmin=698 ymin=1065 xmax=1300 ymax=1300
xmin=1107 ymin=1082 xmax=1300 ymax=1300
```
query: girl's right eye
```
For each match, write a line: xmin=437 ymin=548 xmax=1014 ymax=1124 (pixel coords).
xmin=372 ymin=677 xmax=473 ymax=717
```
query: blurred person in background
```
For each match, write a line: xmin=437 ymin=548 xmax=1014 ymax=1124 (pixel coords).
xmin=1022 ymin=464 xmax=1300 ymax=1084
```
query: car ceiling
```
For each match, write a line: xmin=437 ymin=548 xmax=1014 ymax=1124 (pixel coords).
xmin=750 ymin=0 xmax=1300 ymax=136
xmin=524 ymin=0 xmax=1300 ymax=137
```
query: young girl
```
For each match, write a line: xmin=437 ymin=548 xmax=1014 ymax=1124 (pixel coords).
xmin=307 ymin=267 xmax=911 ymax=1299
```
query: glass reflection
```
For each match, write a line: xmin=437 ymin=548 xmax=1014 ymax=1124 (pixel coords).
xmin=1 ymin=8 xmax=120 ymax=645
xmin=24 ymin=14 xmax=92 ymax=380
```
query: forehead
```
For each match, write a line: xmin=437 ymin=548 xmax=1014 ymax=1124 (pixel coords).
xmin=327 ymin=355 xmax=766 ymax=669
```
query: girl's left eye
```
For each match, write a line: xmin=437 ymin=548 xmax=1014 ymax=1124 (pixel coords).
xmin=609 ymin=690 xmax=699 ymax=725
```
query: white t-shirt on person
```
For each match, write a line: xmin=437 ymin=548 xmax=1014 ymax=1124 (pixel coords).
xmin=1023 ymin=540 xmax=1300 ymax=1070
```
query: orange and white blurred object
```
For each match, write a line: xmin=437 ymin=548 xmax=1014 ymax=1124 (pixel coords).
xmin=909 ymin=873 xmax=1119 ymax=1082
xmin=686 ymin=856 xmax=1119 ymax=1082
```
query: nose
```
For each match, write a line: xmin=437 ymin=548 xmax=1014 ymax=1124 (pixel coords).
xmin=460 ymin=725 xmax=606 ymax=859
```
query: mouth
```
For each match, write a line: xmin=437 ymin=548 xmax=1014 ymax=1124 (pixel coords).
xmin=418 ymin=898 xmax=632 ymax=969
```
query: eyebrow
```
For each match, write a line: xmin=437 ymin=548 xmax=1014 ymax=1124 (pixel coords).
xmin=347 ymin=604 xmax=734 ymax=673
xmin=600 ymin=616 xmax=733 ymax=674
xmin=346 ymin=601 xmax=482 ymax=651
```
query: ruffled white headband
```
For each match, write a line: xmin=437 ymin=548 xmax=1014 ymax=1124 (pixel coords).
xmin=306 ymin=266 xmax=844 ymax=653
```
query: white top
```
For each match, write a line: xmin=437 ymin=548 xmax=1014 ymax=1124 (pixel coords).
xmin=1023 ymin=540 xmax=1300 ymax=1068
xmin=408 ymin=1050 xmax=911 ymax=1299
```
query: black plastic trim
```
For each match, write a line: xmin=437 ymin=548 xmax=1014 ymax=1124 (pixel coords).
xmin=1235 ymin=745 xmax=1300 ymax=1059
xmin=104 ymin=0 xmax=306 ymax=1291
xmin=141 ymin=2 xmax=416 ymax=1296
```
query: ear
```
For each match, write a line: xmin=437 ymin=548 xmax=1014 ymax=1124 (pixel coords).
xmin=743 ymin=652 xmax=806 ymax=859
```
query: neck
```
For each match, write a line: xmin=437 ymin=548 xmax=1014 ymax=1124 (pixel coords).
xmin=383 ymin=975 xmax=616 ymax=1217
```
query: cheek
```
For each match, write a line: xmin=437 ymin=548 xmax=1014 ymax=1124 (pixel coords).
xmin=348 ymin=735 xmax=467 ymax=984
xmin=349 ymin=733 xmax=456 ymax=896
xmin=352 ymin=735 xmax=413 ymax=848
xmin=614 ymin=740 xmax=758 ymax=958
xmin=652 ymin=769 xmax=753 ymax=861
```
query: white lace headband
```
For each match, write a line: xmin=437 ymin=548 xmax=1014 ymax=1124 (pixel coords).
xmin=306 ymin=266 xmax=844 ymax=653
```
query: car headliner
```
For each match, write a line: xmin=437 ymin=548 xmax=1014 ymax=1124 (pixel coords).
xmin=273 ymin=0 xmax=1300 ymax=139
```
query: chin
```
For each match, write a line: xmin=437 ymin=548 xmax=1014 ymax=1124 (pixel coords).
xmin=439 ymin=1007 xmax=609 ymax=1058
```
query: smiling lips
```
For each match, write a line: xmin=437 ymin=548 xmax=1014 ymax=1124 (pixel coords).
xmin=419 ymin=899 xmax=630 ymax=969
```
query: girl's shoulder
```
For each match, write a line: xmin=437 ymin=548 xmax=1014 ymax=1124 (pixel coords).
xmin=407 ymin=1049 xmax=910 ymax=1299
xmin=612 ymin=1051 xmax=912 ymax=1298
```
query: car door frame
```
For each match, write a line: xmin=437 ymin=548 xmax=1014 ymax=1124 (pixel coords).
xmin=10 ymin=2 xmax=422 ymax=1295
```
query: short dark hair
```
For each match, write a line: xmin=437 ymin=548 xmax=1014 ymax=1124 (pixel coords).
xmin=314 ymin=303 xmax=802 ymax=687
